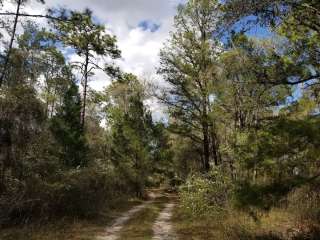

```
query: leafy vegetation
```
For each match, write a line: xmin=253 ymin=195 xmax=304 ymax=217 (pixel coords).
xmin=0 ymin=0 xmax=319 ymax=239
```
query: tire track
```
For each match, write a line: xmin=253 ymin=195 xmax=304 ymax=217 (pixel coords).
xmin=96 ymin=202 xmax=150 ymax=240
xmin=152 ymin=203 xmax=176 ymax=240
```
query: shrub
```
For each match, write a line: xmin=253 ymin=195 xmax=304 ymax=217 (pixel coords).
xmin=286 ymin=182 xmax=320 ymax=239
xmin=288 ymin=182 xmax=320 ymax=223
xmin=0 ymin=165 xmax=133 ymax=225
xmin=178 ymin=168 xmax=233 ymax=219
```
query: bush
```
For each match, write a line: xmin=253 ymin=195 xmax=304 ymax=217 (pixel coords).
xmin=288 ymin=183 xmax=320 ymax=223
xmin=0 ymin=165 xmax=133 ymax=226
xmin=178 ymin=168 xmax=233 ymax=219
xmin=51 ymin=168 xmax=117 ymax=217
xmin=286 ymin=182 xmax=320 ymax=239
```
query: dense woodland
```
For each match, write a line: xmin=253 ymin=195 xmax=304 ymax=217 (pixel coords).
xmin=0 ymin=0 xmax=319 ymax=239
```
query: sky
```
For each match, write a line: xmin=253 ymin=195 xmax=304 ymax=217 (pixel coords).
xmin=1 ymin=0 xmax=282 ymax=121
xmin=2 ymin=0 xmax=184 ymax=121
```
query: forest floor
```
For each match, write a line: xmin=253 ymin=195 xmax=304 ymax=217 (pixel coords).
xmin=0 ymin=189 xmax=178 ymax=240
xmin=0 ymin=189 xmax=301 ymax=240
xmin=0 ymin=197 xmax=144 ymax=240
xmin=171 ymin=206 xmax=299 ymax=240
xmin=0 ymin=190 xmax=304 ymax=240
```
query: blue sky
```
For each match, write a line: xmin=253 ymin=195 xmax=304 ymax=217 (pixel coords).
xmin=138 ymin=20 xmax=161 ymax=33
xmin=2 ymin=0 xmax=296 ymax=121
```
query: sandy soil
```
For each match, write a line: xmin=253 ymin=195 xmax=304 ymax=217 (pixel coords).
xmin=152 ymin=203 xmax=176 ymax=240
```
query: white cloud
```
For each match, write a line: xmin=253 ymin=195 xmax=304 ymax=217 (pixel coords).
xmin=22 ymin=0 xmax=182 ymax=88
xmin=2 ymin=0 xmax=184 ymax=120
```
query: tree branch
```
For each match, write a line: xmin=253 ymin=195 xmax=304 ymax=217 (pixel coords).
xmin=0 ymin=12 xmax=69 ymax=22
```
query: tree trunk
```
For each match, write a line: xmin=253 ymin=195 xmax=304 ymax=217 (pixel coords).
xmin=135 ymin=152 xmax=141 ymax=198
xmin=81 ymin=50 xmax=89 ymax=128
xmin=50 ymin=85 xmax=57 ymax=118
xmin=0 ymin=127 xmax=12 ymax=194
xmin=210 ymin=125 xmax=220 ymax=166
xmin=0 ymin=0 xmax=22 ymax=87
xmin=202 ymin=121 xmax=210 ymax=172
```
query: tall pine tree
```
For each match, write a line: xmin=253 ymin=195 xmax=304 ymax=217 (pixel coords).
xmin=51 ymin=79 xmax=87 ymax=168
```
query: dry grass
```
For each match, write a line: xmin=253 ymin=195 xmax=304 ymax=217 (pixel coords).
xmin=172 ymin=205 xmax=298 ymax=240
xmin=0 ymin=198 xmax=143 ymax=240
xmin=0 ymin=221 xmax=104 ymax=240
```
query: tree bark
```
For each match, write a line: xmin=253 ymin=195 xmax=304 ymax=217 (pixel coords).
xmin=210 ymin=125 xmax=220 ymax=166
xmin=0 ymin=127 xmax=12 ymax=194
xmin=81 ymin=50 xmax=89 ymax=128
xmin=202 ymin=120 xmax=210 ymax=172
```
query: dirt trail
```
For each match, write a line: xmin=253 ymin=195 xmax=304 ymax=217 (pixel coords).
xmin=96 ymin=202 xmax=150 ymax=240
xmin=96 ymin=191 xmax=175 ymax=240
xmin=152 ymin=202 xmax=176 ymax=240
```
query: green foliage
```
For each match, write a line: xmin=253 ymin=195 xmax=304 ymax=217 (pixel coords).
xmin=50 ymin=80 xmax=87 ymax=168
xmin=158 ymin=0 xmax=223 ymax=171
xmin=105 ymin=74 xmax=155 ymax=197
xmin=0 ymin=14 xmax=128 ymax=226
xmin=231 ymin=112 xmax=320 ymax=213
xmin=1 ymin=0 xmax=320 ymax=236
xmin=149 ymin=122 xmax=174 ymax=184
xmin=223 ymin=0 xmax=320 ymax=86
xmin=52 ymin=8 xmax=120 ymax=59
xmin=179 ymin=168 xmax=233 ymax=218
xmin=50 ymin=8 xmax=121 ymax=126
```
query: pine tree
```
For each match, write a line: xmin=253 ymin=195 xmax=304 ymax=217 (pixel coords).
xmin=50 ymin=79 xmax=87 ymax=168
xmin=158 ymin=0 xmax=222 ymax=171
xmin=107 ymin=74 xmax=153 ymax=197
xmin=51 ymin=9 xmax=121 ymax=127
